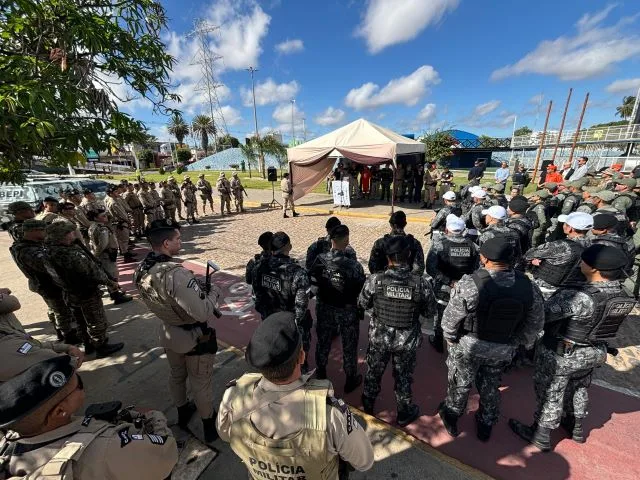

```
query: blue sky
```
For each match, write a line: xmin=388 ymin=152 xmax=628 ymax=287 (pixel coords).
xmin=118 ymin=0 xmax=640 ymax=144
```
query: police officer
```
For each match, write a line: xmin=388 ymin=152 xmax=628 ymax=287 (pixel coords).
xmin=421 ymin=162 xmax=438 ymax=208
xmin=246 ymin=231 xmax=273 ymax=286
xmin=510 ymin=244 xmax=635 ymax=452
xmin=488 ymin=183 xmax=508 ymax=208
xmin=181 ymin=176 xmax=199 ymax=224
xmin=511 ymin=164 xmax=529 ymax=192
xmin=123 ymin=183 xmax=145 ymax=237
xmin=104 ymin=184 xmax=136 ymax=262
xmin=426 ymin=215 xmax=479 ymax=353
xmin=196 ymin=173 xmax=215 ymax=214
xmin=612 ymin=178 xmax=640 ymax=222
xmin=560 ymin=181 xmax=585 ymax=215
xmin=0 ymin=288 xmax=84 ymax=381
xmin=524 ymin=212 xmax=593 ymax=300
xmin=505 ymin=196 xmax=535 ymax=255
xmin=311 ymin=225 xmax=366 ymax=392
xmin=35 ymin=196 xmax=61 ymax=224
xmin=158 ymin=180 xmax=177 ymax=222
xmin=439 ymin=166 xmax=454 ymax=198
xmin=438 ymin=237 xmax=544 ymax=441
xmin=9 ymin=219 xmax=79 ymax=343
xmin=44 ymin=221 xmax=124 ymax=357
xmin=528 ymin=190 xmax=551 ymax=247
xmin=589 ymin=214 xmax=635 ymax=276
xmin=4 ymin=201 xmax=36 ymax=242
xmin=148 ymin=182 xmax=163 ymax=219
xmin=0 ymin=356 xmax=178 ymax=478
xmin=281 ymin=172 xmax=299 ymax=218
xmin=167 ymin=176 xmax=184 ymax=220
xmin=217 ymin=312 xmax=374 ymax=479
xmin=369 ymin=211 xmax=424 ymax=275
xmin=306 ymin=216 xmax=357 ymax=270
xmin=65 ymin=188 xmax=92 ymax=242
xmin=230 ymin=172 xmax=246 ymax=213
xmin=359 ymin=236 xmax=436 ymax=426
xmin=252 ymin=232 xmax=312 ymax=367
xmin=479 ymin=205 xmax=523 ymax=269
xmin=463 ymin=188 xmax=489 ymax=238
xmin=134 ymin=219 xmax=221 ymax=443
xmin=591 ymin=190 xmax=631 ymax=237
xmin=81 ymin=188 xmax=101 ymax=215
xmin=379 ymin=164 xmax=394 ymax=202
xmin=430 ymin=191 xmax=461 ymax=232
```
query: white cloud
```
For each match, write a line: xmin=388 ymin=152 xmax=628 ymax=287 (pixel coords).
xmin=417 ymin=103 xmax=436 ymax=122
xmin=491 ymin=5 xmax=640 ymax=81
xmin=219 ymin=106 xmax=242 ymax=126
xmin=273 ymin=102 xmax=305 ymax=134
xmin=275 ymin=39 xmax=304 ymax=55
xmin=240 ymin=78 xmax=299 ymax=106
xmin=345 ymin=65 xmax=440 ymax=110
xmin=315 ymin=107 xmax=346 ymax=126
xmin=356 ymin=0 xmax=459 ymax=54
xmin=474 ymin=100 xmax=501 ymax=117
xmin=529 ymin=93 xmax=545 ymax=105
xmin=606 ymin=78 xmax=640 ymax=94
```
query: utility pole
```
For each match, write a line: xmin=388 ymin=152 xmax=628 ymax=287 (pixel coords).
xmin=290 ymin=99 xmax=296 ymax=145
xmin=302 ymin=117 xmax=307 ymax=142
xmin=531 ymin=100 xmax=553 ymax=184
xmin=246 ymin=66 xmax=260 ymax=178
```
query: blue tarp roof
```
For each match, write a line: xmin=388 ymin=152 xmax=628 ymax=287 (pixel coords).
xmin=446 ymin=129 xmax=478 ymax=141
xmin=186 ymin=148 xmax=281 ymax=171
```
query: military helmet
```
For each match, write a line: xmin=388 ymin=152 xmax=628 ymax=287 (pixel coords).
xmin=219 ymin=172 xmax=226 ymax=177
xmin=198 ymin=174 xmax=205 ymax=178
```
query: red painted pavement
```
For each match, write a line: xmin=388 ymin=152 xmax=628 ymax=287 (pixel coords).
xmin=117 ymin=248 xmax=640 ymax=480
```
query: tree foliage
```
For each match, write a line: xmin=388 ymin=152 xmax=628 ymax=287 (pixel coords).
xmin=138 ymin=149 xmax=155 ymax=168
xmin=421 ymin=130 xmax=456 ymax=167
xmin=514 ymin=126 xmax=533 ymax=136
xmin=192 ymin=115 xmax=216 ymax=155
xmin=616 ymin=96 xmax=636 ymax=120
xmin=167 ymin=112 xmax=189 ymax=146
xmin=176 ymin=148 xmax=192 ymax=164
xmin=0 ymin=0 xmax=179 ymax=183
xmin=239 ymin=143 xmax=258 ymax=173
xmin=216 ymin=134 xmax=240 ymax=150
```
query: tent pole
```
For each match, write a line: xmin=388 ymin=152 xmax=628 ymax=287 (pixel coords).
xmin=391 ymin=163 xmax=395 ymax=214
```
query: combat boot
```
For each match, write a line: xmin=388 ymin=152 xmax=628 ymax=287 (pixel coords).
xmin=110 ymin=291 xmax=133 ymax=305
xmin=475 ymin=416 xmax=493 ymax=442
xmin=177 ymin=401 xmax=197 ymax=429
xmin=202 ymin=417 xmax=218 ymax=444
xmin=54 ymin=328 xmax=65 ymax=342
xmin=315 ymin=365 xmax=327 ymax=380
xmin=438 ymin=402 xmax=460 ymax=437
xmin=344 ymin=374 xmax=363 ymax=394
xmin=62 ymin=330 xmax=82 ymax=346
xmin=561 ymin=415 xmax=585 ymax=443
xmin=95 ymin=341 xmax=125 ymax=358
xmin=283 ymin=213 xmax=289 ymax=218
xmin=428 ymin=333 xmax=444 ymax=353
xmin=361 ymin=395 xmax=375 ymax=415
xmin=397 ymin=404 xmax=420 ymax=427
xmin=292 ymin=211 xmax=299 ymax=217
xmin=192 ymin=218 xmax=199 ymax=224
xmin=508 ymin=419 xmax=551 ymax=452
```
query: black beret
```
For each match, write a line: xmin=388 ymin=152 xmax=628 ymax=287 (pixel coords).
xmin=271 ymin=231 xmax=291 ymax=250
xmin=146 ymin=218 xmax=181 ymax=233
xmin=509 ymin=196 xmax=529 ymax=214
xmin=43 ymin=196 xmax=59 ymax=203
xmin=258 ymin=231 xmax=274 ymax=249
xmin=246 ymin=312 xmax=300 ymax=369
xmin=389 ymin=210 xmax=407 ymax=226
xmin=592 ymin=214 xmax=618 ymax=230
xmin=0 ymin=356 xmax=75 ymax=428
xmin=329 ymin=224 xmax=349 ymax=239
xmin=480 ymin=237 xmax=514 ymax=263
xmin=581 ymin=244 xmax=628 ymax=271
xmin=325 ymin=216 xmax=341 ymax=230
xmin=385 ymin=235 xmax=409 ymax=255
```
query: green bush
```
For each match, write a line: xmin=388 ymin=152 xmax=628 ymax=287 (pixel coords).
xmin=176 ymin=165 xmax=184 ymax=175
xmin=176 ymin=148 xmax=192 ymax=164
xmin=138 ymin=149 xmax=155 ymax=167
xmin=205 ymin=165 xmax=211 ymax=169
xmin=159 ymin=166 xmax=165 ymax=175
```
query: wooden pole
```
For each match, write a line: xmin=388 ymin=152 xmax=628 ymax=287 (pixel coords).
xmin=567 ymin=93 xmax=590 ymax=165
xmin=531 ymin=100 xmax=553 ymax=184
xmin=390 ymin=163 xmax=396 ymax=214
xmin=551 ymin=88 xmax=572 ymax=162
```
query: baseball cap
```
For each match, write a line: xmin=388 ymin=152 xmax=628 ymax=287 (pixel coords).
xmin=481 ymin=205 xmax=507 ymax=220
xmin=615 ymin=178 xmax=636 ymax=188
xmin=446 ymin=214 xmax=465 ymax=233
xmin=480 ymin=237 xmax=514 ymax=263
xmin=593 ymin=190 xmax=616 ymax=202
xmin=271 ymin=231 xmax=291 ymax=250
xmin=557 ymin=212 xmax=593 ymax=230
xmin=530 ymin=190 xmax=550 ymax=199
xmin=472 ymin=189 xmax=487 ymax=199
xmin=491 ymin=183 xmax=505 ymax=193
xmin=443 ymin=191 xmax=456 ymax=201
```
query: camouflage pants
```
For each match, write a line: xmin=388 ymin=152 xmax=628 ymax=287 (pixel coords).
xmin=201 ymin=195 xmax=214 ymax=213
xmin=444 ymin=342 xmax=511 ymax=425
xmin=165 ymin=349 xmax=215 ymax=419
xmin=363 ymin=322 xmax=421 ymax=410
xmin=220 ymin=194 xmax=231 ymax=214
xmin=531 ymin=228 xmax=546 ymax=248
xmin=114 ymin=225 xmax=131 ymax=255
xmin=233 ymin=193 xmax=244 ymax=212
xmin=132 ymin=209 xmax=144 ymax=234
xmin=315 ymin=302 xmax=359 ymax=377
xmin=176 ymin=198 xmax=183 ymax=218
xmin=533 ymin=343 xmax=607 ymax=429
xmin=42 ymin=291 xmax=75 ymax=336
xmin=184 ymin=201 xmax=196 ymax=220
xmin=65 ymin=291 xmax=108 ymax=346
xmin=163 ymin=206 xmax=177 ymax=223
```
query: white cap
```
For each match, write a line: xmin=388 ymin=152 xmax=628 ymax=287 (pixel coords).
xmin=481 ymin=205 xmax=507 ymax=220
xmin=446 ymin=214 xmax=465 ymax=232
xmin=557 ymin=212 xmax=593 ymax=230
xmin=468 ymin=185 xmax=481 ymax=192
xmin=472 ymin=189 xmax=487 ymax=199
xmin=443 ymin=191 xmax=457 ymax=201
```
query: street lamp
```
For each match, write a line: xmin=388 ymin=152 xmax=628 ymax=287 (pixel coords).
xmin=246 ymin=66 xmax=261 ymax=178
xmin=291 ymin=99 xmax=296 ymax=145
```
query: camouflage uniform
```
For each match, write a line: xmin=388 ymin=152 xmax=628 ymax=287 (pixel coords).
xmin=358 ymin=265 xmax=436 ymax=411
xmin=138 ymin=188 xmax=156 ymax=226
xmin=528 ymin=201 xmax=549 ymax=247
xmin=45 ymin=241 xmax=116 ymax=347
xmin=104 ymin=195 xmax=132 ymax=256
xmin=311 ymin=250 xmax=366 ymax=378
xmin=216 ymin=176 xmax=232 ymax=215
xmin=7 ymin=221 xmax=26 ymax=242
xmin=560 ymin=192 xmax=582 ymax=215
xmin=463 ymin=202 xmax=488 ymax=233
xmin=167 ymin=180 xmax=184 ymax=219
xmin=589 ymin=232 xmax=635 ymax=276
xmin=149 ymin=185 xmax=163 ymax=219
xmin=441 ymin=270 xmax=544 ymax=426
xmin=230 ymin=176 xmax=245 ymax=212
xmin=88 ymin=221 xmax=120 ymax=285
xmin=479 ymin=223 xmax=523 ymax=269
xmin=181 ymin=181 xmax=198 ymax=223
xmin=430 ymin=204 xmax=462 ymax=232
xmin=305 ymin=235 xmax=357 ymax=270
xmin=35 ymin=211 xmax=61 ymax=224
xmin=611 ymin=191 xmax=635 ymax=216
xmin=159 ymin=184 xmax=177 ymax=222
xmin=252 ymin=254 xmax=311 ymax=353
xmin=10 ymin=239 xmax=76 ymax=337
xmin=505 ymin=215 xmax=535 ymax=255
xmin=196 ymin=178 xmax=215 ymax=214
xmin=123 ymin=188 xmax=144 ymax=235
xmin=368 ymin=230 xmax=425 ymax=275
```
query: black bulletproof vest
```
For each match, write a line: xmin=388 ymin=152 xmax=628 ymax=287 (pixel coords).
xmin=561 ymin=286 xmax=636 ymax=343
xmin=620 ymin=193 xmax=640 ymax=222
xmin=256 ymin=256 xmax=295 ymax=315
xmin=438 ymin=237 xmax=477 ymax=281
xmin=532 ymin=240 xmax=585 ymax=287
xmin=314 ymin=255 xmax=359 ymax=307
xmin=464 ymin=270 xmax=533 ymax=344
xmin=373 ymin=273 xmax=421 ymax=328
xmin=505 ymin=217 xmax=533 ymax=253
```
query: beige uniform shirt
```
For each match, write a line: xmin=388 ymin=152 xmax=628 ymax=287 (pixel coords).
xmin=4 ymin=414 xmax=177 ymax=479
xmin=124 ymin=190 xmax=143 ymax=210
xmin=138 ymin=190 xmax=155 ymax=210
xmin=35 ymin=211 xmax=60 ymax=224
xmin=217 ymin=374 xmax=374 ymax=473
xmin=281 ymin=178 xmax=292 ymax=197
xmin=104 ymin=196 xmax=128 ymax=223
xmin=88 ymin=222 xmax=118 ymax=257
xmin=0 ymin=294 xmax=70 ymax=382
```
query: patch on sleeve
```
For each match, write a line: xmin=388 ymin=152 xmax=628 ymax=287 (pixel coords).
xmin=81 ymin=415 xmax=92 ymax=427
xmin=327 ymin=396 xmax=349 ymax=414
xmin=118 ymin=427 xmax=131 ymax=448
xmin=187 ymin=278 xmax=201 ymax=293
xmin=17 ymin=343 xmax=33 ymax=355
xmin=131 ymin=434 xmax=144 ymax=440
xmin=147 ymin=434 xmax=167 ymax=445
xmin=549 ymin=303 xmax=562 ymax=314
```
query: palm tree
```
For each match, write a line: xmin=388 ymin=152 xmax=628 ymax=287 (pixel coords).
xmin=260 ymin=135 xmax=288 ymax=174
xmin=167 ymin=113 xmax=189 ymax=146
xmin=616 ymin=96 xmax=636 ymax=120
xmin=191 ymin=115 xmax=216 ymax=155
xmin=239 ymin=143 xmax=258 ymax=178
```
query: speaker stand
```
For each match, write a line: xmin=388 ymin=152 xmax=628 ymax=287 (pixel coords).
xmin=268 ymin=181 xmax=282 ymax=208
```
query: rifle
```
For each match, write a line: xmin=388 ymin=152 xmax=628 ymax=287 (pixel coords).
xmin=242 ymin=186 xmax=249 ymax=197
xmin=205 ymin=260 xmax=223 ymax=318
xmin=74 ymin=239 xmax=118 ymax=282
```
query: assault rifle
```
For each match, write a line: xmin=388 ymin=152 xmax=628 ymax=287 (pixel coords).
xmin=205 ymin=260 xmax=223 ymax=318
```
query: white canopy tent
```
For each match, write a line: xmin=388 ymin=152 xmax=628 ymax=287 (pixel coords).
xmin=287 ymin=118 xmax=425 ymax=200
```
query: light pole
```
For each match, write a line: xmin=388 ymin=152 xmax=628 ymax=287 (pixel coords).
xmin=302 ymin=117 xmax=307 ymax=142
xmin=291 ymin=99 xmax=296 ymax=145
xmin=246 ymin=66 xmax=260 ymax=178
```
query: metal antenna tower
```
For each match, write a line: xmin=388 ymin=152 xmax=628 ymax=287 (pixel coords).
xmin=187 ymin=19 xmax=228 ymax=152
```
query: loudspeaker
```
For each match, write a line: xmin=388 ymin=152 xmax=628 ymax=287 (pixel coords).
xmin=267 ymin=167 xmax=278 ymax=182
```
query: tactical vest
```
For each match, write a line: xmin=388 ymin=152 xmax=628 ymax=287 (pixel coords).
xmin=464 ymin=270 xmax=533 ymax=344
xmin=373 ymin=273 xmax=421 ymax=328
xmin=561 ymin=286 xmax=636 ymax=343
xmin=255 ymin=257 xmax=296 ymax=315
xmin=228 ymin=374 xmax=339 ymax=480
xmin=532 ymin=239 xmax=586 ymax=287
xmin=9 ymin=241 xmax=51 ymax=295
xmin=580 ymin=202 xmax=597 ymax=213
xmin=314 ymin=255 xmax=358 ymax=307
xmin=525 ymin=205 xmax=542 ymax=230
xmin=483 ymin=226 xmax=522 ymax=261
xmin=438 ymin=237 xmax=476 ymax=281
xmin=591 ymin=234 xmax=634 ymax=273
xmin=564 ymin=193 xmax=582 ymax=213
xmin=505 ymin=218 xmax=533 ymax=253
xmin=619 ymin=193 xmax=640 ymax=222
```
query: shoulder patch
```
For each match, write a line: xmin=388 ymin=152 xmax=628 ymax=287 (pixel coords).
xmin=326 ymin=396 xmax=349 ymax=414
xmin=81 ymin=415 xmax=92 ymax=427
xmin=147 ymin=434 xmax=167 ymax=445
xmin=118 ymin=427 xmax=131 ymax=448
xmin=17 ymin=342 xmax=33 ymax=355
